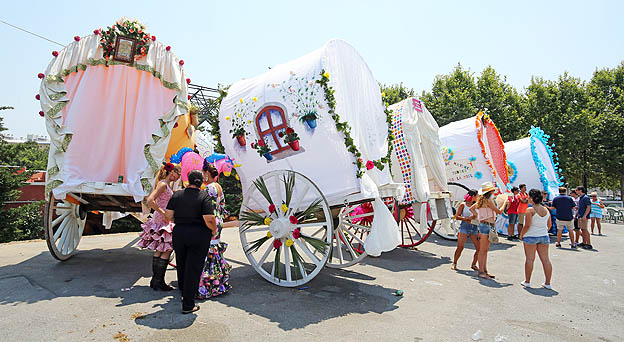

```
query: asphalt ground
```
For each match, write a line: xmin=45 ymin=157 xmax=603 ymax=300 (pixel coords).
xmin=0 ymin=223 xmax=622 ymax=341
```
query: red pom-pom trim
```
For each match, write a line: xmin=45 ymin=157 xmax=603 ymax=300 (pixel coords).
xmin=186 ymin=78 xmax=191 ymax=84
xmin=93 ymin=29 xmax=100 ymax=35
xmin=188 ymin=95 xmax=191 ymax=100
xmin=179 ymin=60 xmax=184 ymax=66
xmin=37 ymin=73 xmax=45 ymax=79
xmin=39 ymin=111 xmax=44 ymax=117
xmin=166 ymin=46 xmax=171 ymax=51
xmin=52 ymin=51 xmax=59 ymax=57
xmin=35 ymin=94 xmax=40 ymax=100
xmin=74 ymin=36 xmax=81 ymax=41
xmin=151 ymin=35 xmax=156 ymax=41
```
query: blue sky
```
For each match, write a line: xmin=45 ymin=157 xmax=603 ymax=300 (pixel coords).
xmin=1 ymin=0 xmax=623 ymax=138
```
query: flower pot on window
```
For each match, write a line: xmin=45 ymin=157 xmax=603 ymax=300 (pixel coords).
xmin=263 ymin=152 xmax=273 ymax=161
xmin=236 ymin=135 xmax=246 ymax=146
xmin=288 ymin=140 xmax=300 ymax=151
xmin=305 ymin=119 xmax=317 ymax=129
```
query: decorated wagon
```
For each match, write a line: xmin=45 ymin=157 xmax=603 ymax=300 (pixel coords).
xmin=504 ymin=127 xmax=563 ymax=199
xmin=38 ymin=18 xmax=196 ymax=260
xmin=437 ymin=112 xmax=511 ymax=240
xmin=386 ymin=97 xmax=453 ymax=247
xmin=220 ymin=39 xmax=418 ymax=286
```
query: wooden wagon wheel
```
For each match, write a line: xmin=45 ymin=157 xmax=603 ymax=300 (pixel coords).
xmin=398 ymin=203 xmax=437 ymax=248
xmin=324 ymin=199 xmax=375 ymax=268
xmin=432 ymin=182 xmax=470 ymax=241
xmin=240 ymin=170 xmax=332 ymax=287
xmin=44 ymin=196 xmax=87 ymax=261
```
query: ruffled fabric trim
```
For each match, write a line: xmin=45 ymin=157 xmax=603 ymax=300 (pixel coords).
xmin=137 ymin=219 xmax=174 ymax=252
xmin=39 ymin=33 xmax=189 ymax=200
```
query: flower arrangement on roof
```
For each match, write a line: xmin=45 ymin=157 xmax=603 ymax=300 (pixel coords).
xmin=100 ymin=17 xmax=151 ymax=60
xmin=275 ymin=72 xmax=322 ymax=128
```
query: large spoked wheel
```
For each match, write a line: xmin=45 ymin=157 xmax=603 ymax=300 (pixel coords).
xmin=239 ymin=170 xmax=332 ymax=287
xmin=325 ymin=200 xmax=375 ymax=268
xmin=44 ymin=196 xmax=87 ymax=261
xmin=433 ymin=182 xmax=469 ymax=241
xmin=398 ymin=203 xmax=436 ymax=248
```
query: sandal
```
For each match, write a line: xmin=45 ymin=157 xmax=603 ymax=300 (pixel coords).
xmin=555 ymin=243 xmax=561 ymax=248
xmin=451 ymin=263 xmax=457 ymax=271
xmin=484 ymin=271 xmax=495 ymax=279
xmin=478 ymin=273 xmax=492 ymax=280
xmin=182 ymin=305 xmax=200 ymax=314
xmin=471 ymin=265 xmax=479 ymax=271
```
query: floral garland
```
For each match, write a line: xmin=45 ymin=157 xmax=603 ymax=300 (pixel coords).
xmin=316 ymin=70 xmax=394 ymax=178
xmin=529 ymin=126 xmax=563 ymax=199
xmin=99 ymin=17 xmax=152 ymax=60
xmin=441 ymin=146 xmax=455 ymax=163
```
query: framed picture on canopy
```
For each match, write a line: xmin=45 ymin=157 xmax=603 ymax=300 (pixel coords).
xmin=113 ymin=36 xmax=137 ymax=63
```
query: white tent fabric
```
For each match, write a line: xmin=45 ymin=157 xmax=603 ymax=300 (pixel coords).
xmin=504 ymin=127 xmax=562 ymax=199
xmin=220 ymin=39 xmax=399 ymax=256
xmin=389 ymin=97 xmax=448 ymax=204
xmin=439 ymin=114 xmax=509 ymax=195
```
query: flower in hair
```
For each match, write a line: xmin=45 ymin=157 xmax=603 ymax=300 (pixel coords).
xmin=163 ymin=162 xmax=174 ymax=172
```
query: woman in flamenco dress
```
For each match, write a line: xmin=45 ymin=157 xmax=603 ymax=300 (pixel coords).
xmin=197 ymin=160 xmax=232 ymax=299
xmin=137 ymin=162 xmax=181 ymax=291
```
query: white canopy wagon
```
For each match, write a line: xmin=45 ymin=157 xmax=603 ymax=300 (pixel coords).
xmin=38 ymin=19 xmax=193 ymax=260
xmin=220 ymin=39 xmax=451 ymax=287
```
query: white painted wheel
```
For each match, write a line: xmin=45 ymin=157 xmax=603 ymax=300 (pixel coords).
xmin=239 ymin=170 xmax=332 ymax=287
xmin=44 ymin=196 xmax=87 ymax=261
xmin=325 ymin=200 xmax=372 ymax=268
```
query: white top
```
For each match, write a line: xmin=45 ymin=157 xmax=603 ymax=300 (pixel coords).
xmin=524 ymin=207 xmax=550 ymax=237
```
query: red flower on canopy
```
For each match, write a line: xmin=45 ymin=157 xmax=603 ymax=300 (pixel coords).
xmin=285 ymin=127 xmax=294 ymax=135
xmin=93 ymin=29 xmax=100 ymax=35
xmin=366 ymin=160 xmax=374 ymax=170
xmin=289 ymin=215 xmax=298 ymax=224
xmin=35 ymin=94 xmax=40 ymax=100
xmin=74 ymin=36 xmax=80 ymax=41
xmin=292 ymin=228 xmax=301 ymax=239
xmin=38 ymin=111 xmax=44 ymax=117
xmin=37 ymin=73 xmax=44 ymax=79
xmin=166 ymin=46 xmax=171 ymax=51
xmin=186 ymin=78 xmax=191 ymax=84
xmin=52 ymin=51 xmax=59 ymax=57
xmin=268 ymin=204 xmax=276 ymax=213
xmin=151 ymin=35 xmax=156 ymax=41
xmin=257 ymin=139 xmax=266 ymax=147
xmin=273 ymin=239 xmax=282 ymax=249
xmin=179 ymin=60 xmax=184 ymax=66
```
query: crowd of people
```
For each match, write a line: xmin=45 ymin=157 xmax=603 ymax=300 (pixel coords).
xmin=452 ymin=182 xmax=604 ymax=290
xmin=137 ymin=161 xmax=232 ymax=314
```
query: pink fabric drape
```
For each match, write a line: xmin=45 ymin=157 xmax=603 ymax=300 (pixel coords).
xmin=61 ymin=65 xmax=175 ymax=186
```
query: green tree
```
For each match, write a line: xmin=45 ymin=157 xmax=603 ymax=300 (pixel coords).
xmin=475 ymin=66 xmax=527 ymax=141
xmin=587 ymin=61 xmax=624 ymax=197
xmin=421 ymin=63 xmax=477 ymax=127
xmin=379 ymin=83 xmax=415 ymax=107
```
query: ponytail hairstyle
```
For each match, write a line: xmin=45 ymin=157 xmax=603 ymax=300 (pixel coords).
xmin=476 ymin=190 xmax=493 ymax=208
xmin=202 ymin=159 xmax=219 ymax=180
xmin=154 ymin=162 xmax=181 ymax=187
xmin=529 ymin=188 xmax=543 ymax=205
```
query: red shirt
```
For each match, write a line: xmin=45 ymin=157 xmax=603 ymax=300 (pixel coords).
xmin=507 ymin=194 xmax=520 ymax=214
xmin=517 ymin=192 xmax=529 ymax=213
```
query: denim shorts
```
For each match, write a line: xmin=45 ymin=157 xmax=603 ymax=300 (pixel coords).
xmin=508 ymin=213 xmax=519 ymax=224
xmin=590 ymin=212 xmax=602 ymax=219
xmin=522 ymin=236 xmax=550 ymax=245
xmin=459 ymin=221 xmax=478 ymax=236
xmin=478 ymin=222 xmax=493 ymax=235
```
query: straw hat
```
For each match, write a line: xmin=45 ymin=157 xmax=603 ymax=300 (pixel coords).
xmin=478 ymin=181 xmax=496 ymax=195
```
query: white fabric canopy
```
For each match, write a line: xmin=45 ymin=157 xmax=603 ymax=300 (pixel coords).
xmin=504 ymin=128 xmax=562 ymax=199
xmin=439 ymin=114 xmax=509 ymax=195
xmin=220 ymin=39 xmax=399 ymax=256
xmin=389 ymin=97 xmax=447 ymax=204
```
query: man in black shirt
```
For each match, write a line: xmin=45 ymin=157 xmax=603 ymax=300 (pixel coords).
xmin=166 ymin=170 xmax=217 ymax=314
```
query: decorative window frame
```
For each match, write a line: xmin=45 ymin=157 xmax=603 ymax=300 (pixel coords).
xmin=255 ymin=103 xmax=291 ymax=155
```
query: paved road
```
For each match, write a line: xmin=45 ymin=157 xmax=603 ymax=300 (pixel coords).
xmin=1 ymin=223 xmax=622 ymax=341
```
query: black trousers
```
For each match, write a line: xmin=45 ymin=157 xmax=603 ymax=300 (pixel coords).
xmin=172 ymin=224 xmax=211 ymax=311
